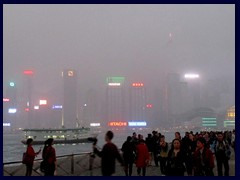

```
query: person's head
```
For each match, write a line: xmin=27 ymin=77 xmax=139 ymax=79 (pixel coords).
xmin=204 ymin=132 xmax=209 ymax=139
xmin=175 ymin=132 xmax=181 ymax=139
xmin=152 ymin=131 xmax=157 ymax=135
xmin=189 ymin=133 xmax=194 ymax=141
xmin=26 ymin=138 xmax=33 ymax=146
xmin=197 ymin=137 xmax=206 ymax=150
xmin=133 ymin=132 xmax=137 ymax=138
xmin=147 ymin=133 xmax=152 ymax=138
xmin=138 ymin=134 xmax=143 ymax=140
xmin=172 ymin=138 xmax=181 ymax=150
xmin=105 ymin=130 xmax=114 ymax=142
xmin=160 ymin=135 xmax=165 ymax=143
xmin=46 ymin=138 xmax=54 ymax=146
xmin=217 ymin=132 xmax=224 ymax=141
xmin=127 ymin=136 xmax=132 ymax=142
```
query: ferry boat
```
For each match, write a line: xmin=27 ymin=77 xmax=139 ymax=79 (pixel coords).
xmin=21 ymin=127 xmax=98 ymax=145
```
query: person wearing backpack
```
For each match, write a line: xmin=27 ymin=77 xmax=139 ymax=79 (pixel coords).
xmin=211 ymin=132 xmax=231 ymax=176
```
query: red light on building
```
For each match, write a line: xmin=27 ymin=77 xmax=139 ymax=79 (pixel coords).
xmin=23 ymin=70 xmax=34 ymax=75
xmin=132 ymin=82 xmax=144 ymax=87
xmin=108 ymin=121 xmax=127 ymax=127
xmin=146 ymin=104 xmax=153 ymax=108
xmin=25 ymin=108 xmax=30 ymax=112
xmin=3 ymin=98 xmax=10 ymax=102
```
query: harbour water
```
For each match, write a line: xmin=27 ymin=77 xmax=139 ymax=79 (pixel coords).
xmin=3 ymin=129 xmax=176 ymax=163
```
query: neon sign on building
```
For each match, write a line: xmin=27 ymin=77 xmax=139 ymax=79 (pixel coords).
xmin=23 ymin=70 xmax=34 ymax=75
xmin=108 ymin=121 xmax=128 ymax=126
xmin=132 ymin=83 xmax=144 ymax=87
xmin=3 ymin=98 xmax=10 ymax=102
xmin=39 ymin=100 xmax=47 ymax=105
xmin=108 ymin=83 xmax=121 ymax=86
xmin=90 ymin=123 xmax=101 ymax=127
xmin=106 ymin=77 xmax=125 ymax=86
xmin=128 ymin=121 xmax=147 ymax=126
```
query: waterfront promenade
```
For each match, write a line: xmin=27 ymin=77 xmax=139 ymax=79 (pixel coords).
xmin=3 ymin=150 xmax=235 ymax=176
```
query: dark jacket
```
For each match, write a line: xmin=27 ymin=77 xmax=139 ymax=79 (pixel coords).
xmin=121 ymin=140 xmax=135 ymax=163
xmin=94 ymin=142 xmax=124 ymax=176
xmin=166 ymin=149 xmax=186 ymax=176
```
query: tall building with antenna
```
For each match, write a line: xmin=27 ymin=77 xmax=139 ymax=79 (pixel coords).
xmin=62 ymin=69 xmax=78 ymax=128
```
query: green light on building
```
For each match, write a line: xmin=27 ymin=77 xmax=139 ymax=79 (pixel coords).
xmin=202 ymin=117 xmax=217 ymax=127
xmin=202 ymin=118 xmax=216 ymax=120
xmin=202 ymin=121 xmax=217 ymax=123
xmin=106 ymin=77 xmax=125 ymax=86
xmin=9 ymin=82 xmax=15 ymax=87
xmin=224 ymin=121 xmax=235 ymax=128
xmin=202 ymin=124 xmax=217 ymax=127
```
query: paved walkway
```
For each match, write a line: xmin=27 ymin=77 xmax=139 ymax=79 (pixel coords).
xmin=86 ymin=157 xmax=235 ymax=176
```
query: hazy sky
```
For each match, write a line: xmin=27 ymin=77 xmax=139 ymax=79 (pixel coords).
xmin=3 ymin=4 xmax=235 ymax=95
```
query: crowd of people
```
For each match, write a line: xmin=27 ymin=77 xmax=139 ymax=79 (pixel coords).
xmin=23 ymin=129 xmax=235 ymax=176
xmin=119 ymin=129 xmax=235 ymax=176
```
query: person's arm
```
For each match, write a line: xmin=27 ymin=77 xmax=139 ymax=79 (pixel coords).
xmin=93 ymin=145 xmax=102 ymax=157
xmin=35 ymin=147 xmax=42 ymax=156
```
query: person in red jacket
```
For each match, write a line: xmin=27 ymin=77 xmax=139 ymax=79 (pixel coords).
xmin=135 ymin=139 xmax=149 ymax=176
xmin=25 ymin=138 xmax=41 ymax=176
xmin=193 ymin=137 xmax=214 ymax=176
xmin=42 ymin=138 xmax=57 ymax=176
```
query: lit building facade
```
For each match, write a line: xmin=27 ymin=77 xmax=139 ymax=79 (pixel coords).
xmin=224 ymin=105 xmax=235 ymax=128
xmin=22 ymin=70 xmax=34 ymax=128
xmin=106 ymin=77 xmax=126 ymax=126
xmin=129 ymin=82 xmax=146 ymax=122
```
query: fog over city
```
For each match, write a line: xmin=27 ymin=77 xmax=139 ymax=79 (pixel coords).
xmin=3 ymin=4 xmax=235 ymax=130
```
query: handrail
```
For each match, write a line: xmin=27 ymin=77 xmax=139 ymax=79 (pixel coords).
xmin=3 ymin=151 xmax=92 ymax=165
xmin=3 ymin=151 xmax=100 ymax=176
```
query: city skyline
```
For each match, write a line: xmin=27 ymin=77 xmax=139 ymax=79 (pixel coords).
xmin=3 ymin=4 xmax=235 ymax=130
xmin=3 ymin=70 xmax=235 ymax=130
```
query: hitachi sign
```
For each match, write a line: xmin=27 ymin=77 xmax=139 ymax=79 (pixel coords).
xmin=108 ymin=121 xmax=127 ymax=126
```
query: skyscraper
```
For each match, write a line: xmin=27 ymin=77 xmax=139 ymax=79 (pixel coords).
xmin=164 ymin=73 xmax=181 ymax=127
xmin=106 ymin=77 xmax=126 ymax=126
xmin=62 ymin=69 xmax=78 ymax=128
xmin=129 ymin=82 xmax=146 ymax=121
xmin=22 ymin=70 xmax=34 ymax=128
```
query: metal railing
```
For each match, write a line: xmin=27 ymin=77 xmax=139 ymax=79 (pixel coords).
xmin=3 ymin=152 xmax=102 ymax=176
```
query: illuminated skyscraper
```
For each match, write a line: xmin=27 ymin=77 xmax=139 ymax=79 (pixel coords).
xmin=62 ymin=69 xmax=78 ymax=128
xmin=22 ymin=70 xmax=34 ymax=128
xmin=106 ymin=77 xmax=126 ymax=126
xmin=129 ymin=82 xmax=146 ymax=121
